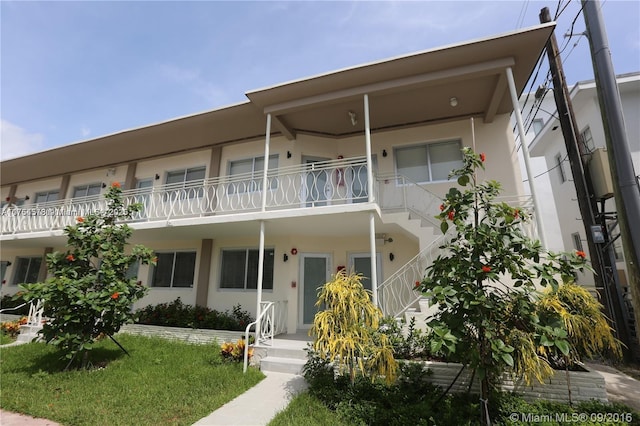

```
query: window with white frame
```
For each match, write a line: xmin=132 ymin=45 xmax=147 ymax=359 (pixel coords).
xmin=220 ymin=248 xmax=274 ymax=290
xmin=555 ymin=153 xmax=567 ymax=183
xmin=151 ymin=251 xmax=197 ymax=288
xmin=11 ymin=257 xmax=42 ymax=286
xmin=165 ymin=166 xmax=206 ymax=198
xmin=228 ymin=155 xmax=278 ymax=193
xmin=580 ymin=126 xmax=596 ymax=153
xmin=34 ymin=190 xmax=59 ymax=204
xmin=394 ymin=140 xmax=463 ymax=183
xmin=532 ymin=118 xmax=544 ymax=135
xmin=73 ymin=183 xmax=102 ymax=198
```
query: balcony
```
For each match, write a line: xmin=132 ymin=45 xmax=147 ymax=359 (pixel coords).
xmin=1 ymin=157 xmax=379 ymax=236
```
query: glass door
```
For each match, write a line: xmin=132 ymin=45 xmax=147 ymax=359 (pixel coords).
xmin=299 ymin=254 xmax=331 ymax=327
xmin=302 ymin=156 xmax=331 ymax=207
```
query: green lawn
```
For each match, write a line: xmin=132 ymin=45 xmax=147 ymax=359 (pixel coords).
xmin=0 ymin=330 xmax=15 ymax=345
xmin=0 ymin=334 xmax=264 ymax=425
xmin=268 ymin=392 xmax=351 ymax=426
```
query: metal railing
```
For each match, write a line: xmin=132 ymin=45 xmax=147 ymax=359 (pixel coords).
xmin=243 ymin=300 xmax=288 ymax=373
xmin=377 ymin=232 xmax=452 ymax=317
xmin=377 ymin=174 xmax=442 ymax=228
xmin=1 ymin=157 xmax=371 ymax=235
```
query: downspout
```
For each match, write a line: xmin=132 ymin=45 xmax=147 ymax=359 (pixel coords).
xmin=255 ymin=113 xmax=272 ymax=341
xmin=364 ymin=94 xmax=378 ymax=307
xmin=505 ymin=67 xmax=547 ymax=249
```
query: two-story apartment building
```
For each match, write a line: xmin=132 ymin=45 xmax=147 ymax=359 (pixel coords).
xmin=1 ymin=23 xmax=554 ymax=335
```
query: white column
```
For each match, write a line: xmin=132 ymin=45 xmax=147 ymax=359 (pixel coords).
xmin=364 ymin=94 xmax=375 ymax=202
xmin=369 ymin=212 xmax=378 ymax=307
xmin=505 ymin=67 xmax=547 ymax=249
xmin=255 ymin=220 xmax=265 ymax=342
xmin=364 ymin=94 xmax=378 ymax=306
xmin=261 ymin=114 xmax=272 ymax=212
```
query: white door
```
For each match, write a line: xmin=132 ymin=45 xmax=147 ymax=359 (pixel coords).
xmin=349 ymin=252 xmax=382 ymax=300
xmin=299 ymin=253 xmax=331 ymax=328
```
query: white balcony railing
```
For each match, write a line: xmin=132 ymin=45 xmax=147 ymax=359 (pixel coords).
xmin=1 ymin=157 xmax=371 ymax=235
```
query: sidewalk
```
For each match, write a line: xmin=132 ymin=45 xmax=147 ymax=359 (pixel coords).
xmin=192 ymin=371 xmax=307 ymax=426
xmin=585 ymin=362 xmax=640 ymax=412
xmin=0 ymin=410 xmax=61 ymax=426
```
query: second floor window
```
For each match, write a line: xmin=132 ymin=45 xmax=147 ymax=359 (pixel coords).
xmin=555 ymin=153 xmax=567 ymax=184
xmin=34 ymin=190 xmax=59 ymax=204
xmin=228 ymin=155 xmax=278 ymax=193
xmin=165 ymin=166 xmax=206 ymax=199
xmin=395 ymin=140 xmax=463 ymax=183
xmin=580 ymin=126 xmax=596 ymax=153
xmin=73 ymin=183 xmax=102 ymax=199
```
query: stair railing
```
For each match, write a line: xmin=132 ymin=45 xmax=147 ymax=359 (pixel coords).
xmin=376 ymin=173 xmax=443 ymax=228
xmin=243 ymin=300 xmax=288 ymax=373
xmin=377 ymin=231 xmax=453 ymax=317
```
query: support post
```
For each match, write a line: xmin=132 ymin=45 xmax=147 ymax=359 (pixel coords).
xmin=255 ymin=220 xmax=265 ymax=343
xmin=505 ymin=67 xmax=547 ymax=249
xmin=369 ymin=212 xmax=378 ymax=307
xmin=540 ymin=6 xmax=632 ymax=354
xmin=261 ymin=114 xmax=272 ymax=212
xmin=364 ymin=94 xmax=375 ymax=203
xmin=583 ymin=0 xmax=640 ymax=358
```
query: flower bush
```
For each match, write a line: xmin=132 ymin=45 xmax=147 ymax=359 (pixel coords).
xmin=20 ymin=183 xmax=156 ymax=370
xmin=220 ymin=339 xmax=253 ymax=362
xmin=0 ymin=316 xmax=27 ymax=338
xmin=135 ymin=298 xmax=253 ymax=331
xmin=417 ymin=148 xmax=592 ymax=424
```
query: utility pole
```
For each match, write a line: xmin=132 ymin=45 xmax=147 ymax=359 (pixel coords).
xmin=582 ymin=0 xmax=640 ymax=358
xmin=539 ymin=7 xmax=633 ymax=354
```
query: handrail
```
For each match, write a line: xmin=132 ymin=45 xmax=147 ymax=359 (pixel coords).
xmin=376 ymin=173 xmax=443 ymax=228
xmin=0 ymin=302 xmax=28 ymax=314
xmin=243 ymin=301 xmax=274 ymax=373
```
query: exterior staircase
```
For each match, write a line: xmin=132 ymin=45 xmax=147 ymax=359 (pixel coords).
xmin=255 ymin=335 xmax=310 ymax=375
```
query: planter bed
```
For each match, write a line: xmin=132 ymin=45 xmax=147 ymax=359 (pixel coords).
xmin=118 ymin=323 xmax=245 ymax=345
xmin=416 ymin=360 xmax=607 ymax=404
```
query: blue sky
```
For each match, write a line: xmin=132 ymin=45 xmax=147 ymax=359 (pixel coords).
xmin=1 ymin=0 xmax=639 ymax=161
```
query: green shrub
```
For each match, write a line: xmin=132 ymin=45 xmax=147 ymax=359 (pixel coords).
xmin=135 ymin=298 xmax=253 ymax=331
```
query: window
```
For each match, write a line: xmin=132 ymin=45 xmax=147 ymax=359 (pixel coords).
xmin=12 ymin=257 xmax=42 ymax=286
xmin=580 ymin=126 xmax=596 ymax=153
xmin=165 ymin=167 xmax=206 ymax=199
xmin=571 ymin=233 xmax=583 ymax=252
xmin=228 ymin=155 xmax=278 ymax=193
xmin=532 ymin=118 xmax=544 ymax=135
xmin=395 ymin=140 xmax=463 ymax=183
xmin=220 ymin=248 xmax=274 ymax=290
xmin=151 ymin=251 xmax=197 ymax=288
xmin=555 ymin=153 xmax=567 ymax=183
xmin=34 ymin=190 xmax=59 ymax=204
xmin=73 ymin=183 xmax=102 ymax=198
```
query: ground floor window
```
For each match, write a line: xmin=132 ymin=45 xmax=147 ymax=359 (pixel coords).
xmin=151 ymin=251 xmax=196 ymax=288
xmin=11 ymin=257 xmax=42 ymax=286
xmin=220 ymin=248 xmax=274 ymax=290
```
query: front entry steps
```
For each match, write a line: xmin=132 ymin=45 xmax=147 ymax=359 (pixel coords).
xmin=254 ymin=336 xmax=310 ymax=375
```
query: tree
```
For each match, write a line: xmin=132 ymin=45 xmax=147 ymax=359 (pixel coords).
xmin=418 ymin=148 xmax=589 ymax=425
xmin=22 ymin=183 xmax=155 ymax=370
xmin=311 ymin=270 xmax=397 ymax=384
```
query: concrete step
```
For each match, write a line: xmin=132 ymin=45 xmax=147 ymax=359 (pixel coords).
xmin=257 ymin=346 xmax=308 ymax=360
xmin=260 ymin=356 xmax=307 ymax=374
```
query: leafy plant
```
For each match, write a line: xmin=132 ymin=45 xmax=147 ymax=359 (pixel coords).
xmin=1 ymin=316 xmax=27 ymax=339
xmin=311 ymin=270 xmax=397 ymax=384
xmin=220 ymin=338 xmax=253 ymax=362
xmin=417 ymin=148 xmax=590 ymax=424
xmin=21 ymin=183 xmax=156 ymax=369
xmin=135 ymin=298 xmax=253 ymax=331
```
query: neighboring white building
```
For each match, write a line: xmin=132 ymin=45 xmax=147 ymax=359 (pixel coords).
xmin=1 ymin=24 xmax=554 ymax=335
xmin=527 ymin=72 xmax=640 ymax=293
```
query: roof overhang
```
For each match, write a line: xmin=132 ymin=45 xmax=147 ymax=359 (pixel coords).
xmin=1 ymin=22 xmax=555 ymax=186
xmin=246 ymin=22 xmax=556 ymax=140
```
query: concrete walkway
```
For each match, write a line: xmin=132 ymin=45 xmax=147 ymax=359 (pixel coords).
xmin=192 ymin=371 xmax=308 ymax=426
xmin=0 ymin=410 xmax=61 ymax=426
xmin=585 ymin=362 xmax=640 ymax=412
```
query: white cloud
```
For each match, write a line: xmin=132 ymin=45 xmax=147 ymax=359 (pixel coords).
xmin=0 ymin=119 xmax=45 ymax=161
xmin=81 ymin=126 xmax=91 ymax=138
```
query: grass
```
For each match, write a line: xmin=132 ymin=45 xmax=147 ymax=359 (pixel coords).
xmin=268 ymin=392 xmax=351 ymax=426
xmin=0 ymin=333 xmax=264 ymax=425
xmin=0 ymin=330 xmax=16 ymax=345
